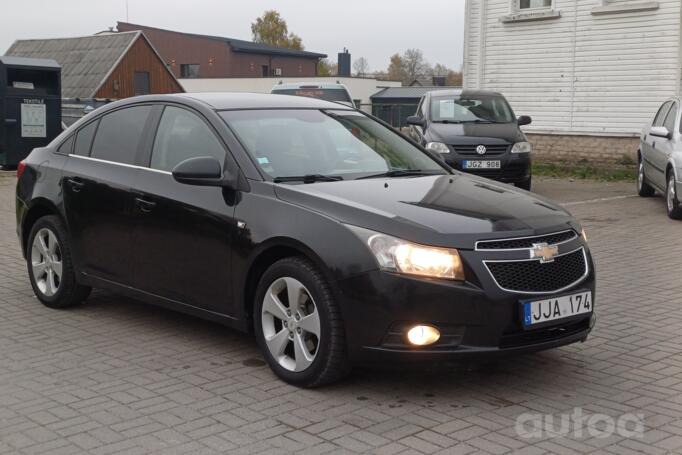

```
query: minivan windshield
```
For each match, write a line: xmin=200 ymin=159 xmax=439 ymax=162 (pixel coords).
xmin=273 ymin=88 xmax=353 ymax=104
xmin=221 ymin=109 xmax=447 ymax=181
xmin=430 ymin=95 xmax=515 ymax=124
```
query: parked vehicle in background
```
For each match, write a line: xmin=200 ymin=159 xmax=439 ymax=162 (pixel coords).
xmin=271 ymin=82 xmax=355 ymax=107
xmin=407 ymin=89 xmax=533 ymax=190
xmin=16 ymin=93 xmax=595 ymax=387
xmin=638 ymin=97 xmax=682 ymax=219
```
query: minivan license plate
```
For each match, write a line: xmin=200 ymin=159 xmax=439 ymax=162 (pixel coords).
xmin=463 ymin=160 xmax=501 ymax=169
xmin=522 ymin=291 xmax=592 ymax=328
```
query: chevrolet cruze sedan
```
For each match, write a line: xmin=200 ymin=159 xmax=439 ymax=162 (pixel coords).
xmin=16 ymin=93 xmax=595 ymax=387
xmin=638 ymin=97 xmax=682 ymax=219
xmin=407 ymin=90 xmax=533 ymax=190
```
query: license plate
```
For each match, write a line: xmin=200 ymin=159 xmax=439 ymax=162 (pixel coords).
xmin=463 ymin=160 xmax=501 ymax=169
xmin=522 ymin=291 xmax=592 ymax=328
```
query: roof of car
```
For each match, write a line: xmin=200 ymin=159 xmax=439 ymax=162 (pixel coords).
xmin=428 ymin=89 xmax=504 ymax=98
xmin=272 ymin=82 xmax=350 ymax=91
xmin=176 ymin=92 xmax=354 ymax=110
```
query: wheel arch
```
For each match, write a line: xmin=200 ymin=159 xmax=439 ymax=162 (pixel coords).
xmin=241 ymin=238 xmax=338 ymax=333
xmin=21 ymin=199 xmax=66 ymax=258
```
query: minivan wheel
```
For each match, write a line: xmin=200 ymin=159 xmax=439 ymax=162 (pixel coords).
xmin=515 ymin=176 xmax=532 ymax=191
xmin=637 ymin=159 xmax=655 ymax=197
xmin=254 ymin=257 xmax=350 ymax=387
xmin=27 ymin=216 xmax=91 ymax=308
xmin=666 ymin=174 xmax=682 ymax=219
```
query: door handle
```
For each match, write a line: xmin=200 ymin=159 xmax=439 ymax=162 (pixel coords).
xmin=67 ymin=178 xmax=85 ymax=192
xmin=135 ymin=197 xmax=157 ymax=213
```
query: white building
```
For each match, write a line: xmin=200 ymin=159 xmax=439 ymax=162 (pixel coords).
xmin=179 ymin=77 xmax=402 ymax=113
xmin=463 ymin=0 xmax=681 ymax=164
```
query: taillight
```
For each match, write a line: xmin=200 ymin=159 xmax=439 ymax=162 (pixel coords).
xmin=17 ymin=161 xmax=26 ymax=179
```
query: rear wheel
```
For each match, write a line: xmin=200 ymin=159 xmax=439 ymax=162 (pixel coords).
xmin=254 ymin=257 xmax=350 ymax=387
xmin=637 ymin=158 xmax=655 ymax=197
xmin=666 ymin=173 xmax=682 ymax=220
xmin=27 ymin=216 xmax=91 ymax=308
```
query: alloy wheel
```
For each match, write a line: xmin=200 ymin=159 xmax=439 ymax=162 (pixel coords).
xmin=261 ymin=277 xmax=321 ymax=372
xmin=31 ymin=228 xmax=62 ymax=297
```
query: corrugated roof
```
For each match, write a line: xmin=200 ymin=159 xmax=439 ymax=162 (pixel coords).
xmin=0 ymin=55 xmax=60 ymax=69
xmin=6 ymin=32 xmax=140 ymax=98
xmin=117 ymin=22 xmax=327 ymax=59
xmin=371 ymin=86 xmax=460 ymax=100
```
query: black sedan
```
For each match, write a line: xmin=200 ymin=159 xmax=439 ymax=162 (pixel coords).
xmin=16 ymin=93 xmax=595 ymax=387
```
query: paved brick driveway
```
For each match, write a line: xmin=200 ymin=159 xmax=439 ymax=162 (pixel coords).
xmin=0 ymin=174 xmax=681 ymax=454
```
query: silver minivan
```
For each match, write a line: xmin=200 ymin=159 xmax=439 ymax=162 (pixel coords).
xmin=638 ymin=97 xmax=682 ymax=219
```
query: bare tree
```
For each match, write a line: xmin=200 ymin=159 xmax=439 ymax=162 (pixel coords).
xmin=353 ymin=57 xmax=370 ymax=77
xmin=402 ymin=49 xmax=431 ymax=82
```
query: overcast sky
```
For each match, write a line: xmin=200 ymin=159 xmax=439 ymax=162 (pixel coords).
xmin=1 ymin=0 xmax=466 ymax=71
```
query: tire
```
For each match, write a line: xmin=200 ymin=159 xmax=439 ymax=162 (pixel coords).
xmin=666 ymin=173 xmax=682 ymax=220
xmin=515 ymin=176 xmax=532 ymax=191
xmin=254 ymin=257 xmax=350 ymax=387
xmin=637 ymin=158 xmax=655 ymax=197
xmin=26 ymin=215 xmax=91 ymax=308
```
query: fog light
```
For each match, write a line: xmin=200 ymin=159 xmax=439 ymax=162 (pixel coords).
xmin=406 ymin=325 xmax=441 ymax=346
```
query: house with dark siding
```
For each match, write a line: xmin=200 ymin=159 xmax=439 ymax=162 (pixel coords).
xmin=116 ymin=22 xmax=327 ymax=79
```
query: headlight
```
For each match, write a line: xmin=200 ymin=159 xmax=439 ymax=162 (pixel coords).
xmin=360 ymin=231 xmax=464 ymax=281
xmin=425 ymin=142 xmax=450 ymax=154
xmin=511 ymin=141 xmax=532 ymax=154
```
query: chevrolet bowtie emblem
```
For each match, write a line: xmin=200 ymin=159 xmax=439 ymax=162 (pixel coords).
xmin=530 ymin=242 xmax=559 ymax=263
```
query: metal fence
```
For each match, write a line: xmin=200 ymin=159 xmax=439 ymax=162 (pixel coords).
xmin=371 ymin=103 xmax=419 ymax=129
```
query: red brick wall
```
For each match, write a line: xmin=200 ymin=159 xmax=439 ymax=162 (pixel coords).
xmin=117 ymin=23 xmax=319 ymax=78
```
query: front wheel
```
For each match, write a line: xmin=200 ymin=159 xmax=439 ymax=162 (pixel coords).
xmin=27 ymin=216 xmax=91 ymax=308
xmin=666 ymin=174 xmax=682 ymax=219
xmin=254 ymin=257 xmax=350 ymax=387
xmin=515 ymin=176 xmax=532 ymax=191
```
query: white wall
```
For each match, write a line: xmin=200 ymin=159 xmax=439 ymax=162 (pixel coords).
xmin=179 ymin=77 xmax=402 ymax=112
xmin=464 ymin=0 xmax=682 ymax=136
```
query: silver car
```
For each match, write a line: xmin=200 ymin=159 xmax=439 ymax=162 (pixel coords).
xmin=638 ymin=97 xmax=682 ymax=219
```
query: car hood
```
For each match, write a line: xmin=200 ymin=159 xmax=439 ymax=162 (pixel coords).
xmin=274 ymin=174 xmax=579 ymax=249
xmin=425 ymin=122 xmax=525 ymax=145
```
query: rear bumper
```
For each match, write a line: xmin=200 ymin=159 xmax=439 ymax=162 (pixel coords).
xmin=443 ymin=152 xmax=531 ymax=183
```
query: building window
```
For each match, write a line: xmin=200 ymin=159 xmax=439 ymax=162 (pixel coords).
xmin=134 ymin=71 xmax=150 ymax=96
xmin=592 ymin=0 xmax=660 ymax=15
xmin=180 ymin=64 xmax=200 ymax=78
xmin=517 ymin=0 xmax=552 ymax=9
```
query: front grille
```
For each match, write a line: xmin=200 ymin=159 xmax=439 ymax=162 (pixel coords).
xmin=485 ymin=248 xmax=587 ymax=293
xmin=454 ymin=144 xmax=509 ymax=156
xmin=477 ymin=230 xmax=577 ymax=250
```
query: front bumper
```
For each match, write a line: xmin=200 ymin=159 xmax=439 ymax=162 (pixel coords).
xmin=337 ymin=244 xmax=596 ymax=366
xmin=442 ymin=152 xmax=531 ymax=184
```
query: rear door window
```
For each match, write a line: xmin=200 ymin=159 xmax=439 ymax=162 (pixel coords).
xmin=91 ymin=106 xmax=153 ymax=165
xmin=73 ymin=120 xmax=98 ymax=156
xmin=150 ymin=106 xmax=226 ymax=172
xmin=57 ymin=135 xmax=74 ymax=155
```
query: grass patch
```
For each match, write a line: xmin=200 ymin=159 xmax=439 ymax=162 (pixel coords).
xmin=533 ymin=162 xmax=636 ymax=182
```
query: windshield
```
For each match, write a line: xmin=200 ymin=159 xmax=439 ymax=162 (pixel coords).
xmin=220 ymin=109 xmax=446 ymax=180
xmin=430 ymin=95 xmax=515 ymax=123
xmin=273 ymin=88 xmax=353 ymax=104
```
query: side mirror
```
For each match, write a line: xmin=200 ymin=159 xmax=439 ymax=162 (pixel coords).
xmin=650 ymin=126 xmax=672 ymax=139
xmin=517 ymin=115 xmax=532 ymax=126
xmin=406 ymin=115 xmax=426 ymax=128
xmin=172 ymin=156 xmax=225 ymax=186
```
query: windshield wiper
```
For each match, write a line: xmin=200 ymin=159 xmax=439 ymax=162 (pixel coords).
xmin=273 ymin=174 xmax=344 ymax=184
xmin=356 ymin=169 xmax=445 ymax=180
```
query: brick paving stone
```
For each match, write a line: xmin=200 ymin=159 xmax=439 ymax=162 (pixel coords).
xmin=0 ymin=176 xmax=681 ymax=454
